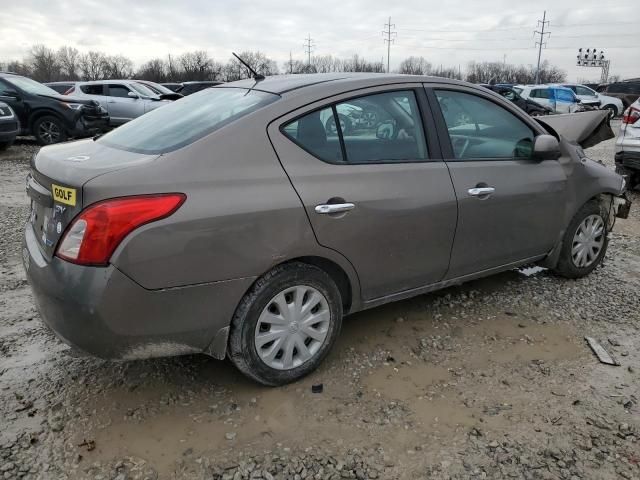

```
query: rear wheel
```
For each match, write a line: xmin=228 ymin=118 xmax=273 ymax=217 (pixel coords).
xmin=33 ymin=116 xmax=67 ymax=145
xmin=553 ymin=201 xmax=608 ymax=279
xmin=228 ymin=263 xmax=343 ymax=386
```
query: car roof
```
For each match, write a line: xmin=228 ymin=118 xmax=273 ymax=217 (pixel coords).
xmin=223 ymin=73 xmax=473 ymax=96
xmin=80 ymin=79 xmax=137 ymax=84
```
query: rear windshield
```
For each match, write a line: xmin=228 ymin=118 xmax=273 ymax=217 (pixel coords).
xmin=98 ymin=87 xmax=278 ymax=154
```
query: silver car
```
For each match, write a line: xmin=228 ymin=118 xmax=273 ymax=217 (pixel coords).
xmin=71 ymin=80 xmax=172 ymax=126
xmin=23 ymin=74 xmax=631 ymax=386
xmin=615 ymin=98 xmax=640 ymax=188
xmin=560 ymin=83 xmax=624 ymax=119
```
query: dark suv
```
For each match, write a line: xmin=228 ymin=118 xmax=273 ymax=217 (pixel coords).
xmin=598 ymin=81 xmax=640 ymax=109
xmin=480 ymin=85 xmax=553 ymax=116
xmin=0 ymin=72 xmax=109 ymax=145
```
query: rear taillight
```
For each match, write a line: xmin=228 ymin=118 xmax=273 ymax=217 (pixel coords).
xmin=56 ymin=194 xmax=186 ymax=266
xmin=622 ymin=106 xmax=640 ymax=125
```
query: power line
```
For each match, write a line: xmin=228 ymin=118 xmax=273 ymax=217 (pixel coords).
xmin=303 ymin=34 xmax=315 ymax=66
xmin=534 ymin=10 xmax=550 ymax=84
xmin=382 ymin=17 xmax=396 ymax=73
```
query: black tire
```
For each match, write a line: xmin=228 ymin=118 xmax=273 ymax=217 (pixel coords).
xmin=33 ymin=115 xmax=67 ymax=145
xmin=553 ymin=201 xmax=608 ymax=279
xmin=0 ymin=140 xmax=13 ymax=151
xmin=602 ymin=105 xmax=617 ymax=119
xmin=228 ymin=262 xmax=343 ymax=386
xmin=616 ymin=165 xmax=639 ymax=189
xmin=325 ymin=114 xmax=351 ymax=136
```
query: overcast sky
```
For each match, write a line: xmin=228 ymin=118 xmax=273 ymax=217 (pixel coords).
xmin=0 ymin=0 xmax=637 ymax=81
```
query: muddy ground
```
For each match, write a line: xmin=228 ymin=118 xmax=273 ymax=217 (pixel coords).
xmin=0 ymin=126 xmax=638 ymax=480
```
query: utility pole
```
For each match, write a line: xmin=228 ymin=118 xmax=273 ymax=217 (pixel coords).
xmin=382 ymin=17 xmax=396 ymax=73
xmin=289 ymin=51 xmax=293 ymax=74
xmin=303 ymin=34 xmax=314 ymax=66
xmin=534 ymin=11 xmax=550 ymax=84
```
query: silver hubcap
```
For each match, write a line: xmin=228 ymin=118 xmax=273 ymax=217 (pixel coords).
xmin=255 ymin=286 xmax=330 ymax=370
xmin=39 ymin=121 xmax=61 ymax=144
xmin=571 ymin=214 xmax=605 ymax=268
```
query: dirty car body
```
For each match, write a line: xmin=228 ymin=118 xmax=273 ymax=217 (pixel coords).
xmin=23 ymin=74 xmax=631 ymax=385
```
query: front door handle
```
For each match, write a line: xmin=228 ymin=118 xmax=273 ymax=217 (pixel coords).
xmin=468 ymin=187 xmax=495 ymax=197
xmin=315 ymin=203 xmax=355 ymax=214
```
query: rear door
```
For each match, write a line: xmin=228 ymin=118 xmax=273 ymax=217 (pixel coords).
xmin=106 ymin=84 xmax=144 ymax=124
xmin=269 ymin=85 xmax=457 ymax=301
xmin=428 ymin=86 xmax=567 ymax=278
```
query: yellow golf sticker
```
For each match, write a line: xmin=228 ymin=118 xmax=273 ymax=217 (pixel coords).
xmin=52 ymin=184 xmax=76 ymax=206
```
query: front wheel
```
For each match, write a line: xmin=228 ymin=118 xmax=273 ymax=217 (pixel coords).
xmin=33 ymin=115 xmax=67 ymax=145
xmin=553 ymin=201 xmax=608 ymax=279
xmin=228 ymin=263 xmax=343 ymax=386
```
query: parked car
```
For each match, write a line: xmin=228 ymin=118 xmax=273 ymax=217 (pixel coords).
xmin=160 ymin=83 xmax=183 ymax=92
xmin=177 ymin=81 xmax=222 ymax=96
xmin=23 ymin=74 xmax=630 ymax=386
xmin=597 ymin=80 xmax=640 ymax=109
xmin=0 ymin=101 xmax=19 ymax=150
xmin=133 ymin=80 xmax=183 ymax=101
xmin=615 ymin=98 xmax=640 ymax=189
xmin=515 ymin=85 xmax=583 ymax=114
xmin=0 ymin=72 xmax=109 ymax=145
xmin=559 ymin=83 xmax=624 ymax=119
xmin=480 ymin=85 xmax=553 ymax=116
xmin=72 ymin=80 xmax=173 ymax=126
xmin=45 ymin=82 xmax=77 ymax=95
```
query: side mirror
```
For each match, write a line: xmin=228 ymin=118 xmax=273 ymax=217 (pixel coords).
xmin=127 ymin=91 xmax=139 ymax=99
xmin=376 ymin=121 xmax=396 ymax=140
xmin=575 ymin=98 xmax=582 ymax=104
xmin=533 ymin=134 xmax=561 ymax=160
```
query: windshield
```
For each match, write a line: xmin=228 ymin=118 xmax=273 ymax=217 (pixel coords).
xmin=6 ymin=75 xmax=60 ymax=96
xmin=129 ymin=82 xmax=159 ymax=98
xmin=99 ymin=87 xmax=278 ymax=154
xmin=136 ymin=81 xmax=173 ymax=95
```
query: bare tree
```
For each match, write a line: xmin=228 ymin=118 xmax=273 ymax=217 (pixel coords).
xmin=57 ymin=46 xmax=80 ymax=80
xmin=79 ymin=51 xmax=107 ymax=80
xmin=102 ymin=55 xmax=134 ymax=79
xmin=398 ymin=56 xmax=432 ymax=75
xmin=136 ymin=58 xmax=168 ymax=82
xmin=342 ymin=55 xmax=384 ymax=73
xmin=29 ymin=45 xmax=60 ymax=82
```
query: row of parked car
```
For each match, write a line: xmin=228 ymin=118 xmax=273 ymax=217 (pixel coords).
xmin=0 ymin=73 xmax=223 ymax=148
xmin=481 ymin=82 xmax=632 ymax=118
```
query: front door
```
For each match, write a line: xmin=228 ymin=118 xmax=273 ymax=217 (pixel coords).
xmin=269 ymin=87 xmax=458 ymax=301
xmin=429 ymin=87 xmax=567 ymax=279
xmin=106 ymin=84 xmax=144 ymax=124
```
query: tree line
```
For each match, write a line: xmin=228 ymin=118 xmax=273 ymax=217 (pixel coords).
xmin=0 ymin=45 xmax=566 ymax=85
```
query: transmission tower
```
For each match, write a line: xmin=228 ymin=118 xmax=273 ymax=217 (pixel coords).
xmin=303 ymin=34 xmax=315 ymax=66
xmin=534 ymin=11 xmax=551 ymax=84
xmin=382 ymin=17 xmax=397 ymax=73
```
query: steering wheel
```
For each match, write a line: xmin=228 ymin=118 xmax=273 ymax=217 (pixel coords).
xmin=451 ymin=136 xmax=470 ymax=158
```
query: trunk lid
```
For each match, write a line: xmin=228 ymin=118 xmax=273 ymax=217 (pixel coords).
xmin=26 ymin=139 xmax=159 ymax=260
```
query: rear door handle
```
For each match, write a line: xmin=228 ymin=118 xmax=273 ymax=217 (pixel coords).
xmin=468 ymin=187 xmax=495 ymax=197
xmin=315 ymin=203 xmax=355 ymax=214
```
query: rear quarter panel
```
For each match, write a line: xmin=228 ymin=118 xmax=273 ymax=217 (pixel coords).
xmin=84 ymin=111 xmax=362 ymax=308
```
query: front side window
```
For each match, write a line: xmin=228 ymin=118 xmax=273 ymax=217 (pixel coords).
xmin=282 ymin=90 xmax=428 ymax=164
xmin=435 ymin=90 xmax=535 ymax=160
xmin=554 ymin=89 xmax=576 ymax=103
xmin=98 ymin=87 xmax=278 ymax=155
xmin=81 ymin=84 xmax=104 ymax=95
xmin=576 ymin=86 xmax=596 ymax=96
xmin=108 ymin=85 xmax=132 ymax=98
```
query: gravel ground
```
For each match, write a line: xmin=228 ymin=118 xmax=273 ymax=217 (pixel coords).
xmin=0 ymin=127 xmax=639 ymax=480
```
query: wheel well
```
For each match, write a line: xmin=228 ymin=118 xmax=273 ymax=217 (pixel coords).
xmin=602 ymin=104 xmax=617 ymax=114
xmin=286 ymin=256 xmax=353 ymax=313
xmin=28 ymin=110 xmax=67 ymax=132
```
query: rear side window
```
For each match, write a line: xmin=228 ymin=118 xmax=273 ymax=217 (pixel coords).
xmin=435 ymin=90 xmax=535 ymax=160
xmin=81 ymin=84 xmax=104 ymax=95
xmin=282 ymin=90 xmax=428 ymax=164
xmin=98 ymin=87 xmax=278 ymax=154
xmin=108 ymin=85 xmax=131 ymax=98
xmin=531 ymin=89 xmax=549 ymax=99
xmin=283 ymin=107 xmax=343 ymax=163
